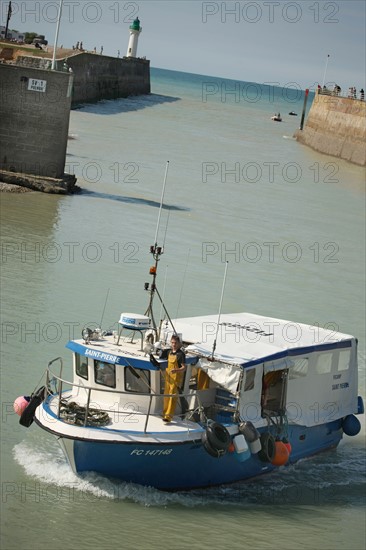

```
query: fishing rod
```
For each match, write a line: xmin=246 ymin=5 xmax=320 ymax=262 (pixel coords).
xmin=211 ymin=261 xmax=229 ymax=360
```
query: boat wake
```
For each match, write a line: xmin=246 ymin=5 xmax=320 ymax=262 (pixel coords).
xmin=13 ymin=439 xmax=230 ymax=507
xmin=13 ymin=440 xmax=115 ymax=500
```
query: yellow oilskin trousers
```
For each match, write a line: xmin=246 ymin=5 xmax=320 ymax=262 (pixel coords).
xmin=163 ymin=353 xmax=184 ymax=421
xmin=197 ymin=369 xmax=210 ymax=390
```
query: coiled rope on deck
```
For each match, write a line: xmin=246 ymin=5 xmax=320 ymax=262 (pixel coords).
xmin=59 ymin=401 xmax=110 ymax=427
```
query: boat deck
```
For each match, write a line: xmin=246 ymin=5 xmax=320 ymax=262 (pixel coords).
xmin=37 ymin=394 xmax=211 ymax=443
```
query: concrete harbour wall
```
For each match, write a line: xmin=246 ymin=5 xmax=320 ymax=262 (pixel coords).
xmin=0 ymin=63 xmax=73 ymax=178
xmin=64 ymin=53 xmax=150 ymax=105
xmin=295 ymin=93 xmax=366 ymax=166
xmin=13 ymin=51 xmax=151 ymax=105
xmin=0 ymin=51 xmax=150 ymax=192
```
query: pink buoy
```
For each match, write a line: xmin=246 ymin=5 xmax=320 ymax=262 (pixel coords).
xmin=13 ymin=396 xmax=30 ymax=416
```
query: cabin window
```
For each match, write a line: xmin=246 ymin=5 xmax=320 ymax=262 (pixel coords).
xmin=338 ymin=350 xmax=351 ymax=371
xmin=125 ymin=366 xmax=151 ymax=394
xmin=289 ymin=358 xmax=308 ymax=379
xmin=94 ymin=361 xmax=116 ymax=388
xmin=243 ymin=369 xmax=255 ymax=391
xmin=316 ymin=353 xmax=333 ymax=374
xmin=76 ymin=354 xmax=88 ymax=380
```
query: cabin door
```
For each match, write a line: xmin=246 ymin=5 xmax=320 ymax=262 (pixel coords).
xmin=261 ymin=368 xmax=288 ymax=416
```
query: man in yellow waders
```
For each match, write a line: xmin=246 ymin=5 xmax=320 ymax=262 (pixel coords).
xmin=162 ymin=335 xmax=186 ymax=422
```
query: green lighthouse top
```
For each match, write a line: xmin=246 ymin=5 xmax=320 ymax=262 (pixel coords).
xmin=130 ymin=17 xmax=141 ymax=31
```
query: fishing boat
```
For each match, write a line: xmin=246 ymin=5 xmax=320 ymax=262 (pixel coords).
xmin=289 ymin=111 xmax=298 ymax=116
xmin=271 ymin=113 xmax=282 ymax=122
xmin=15 ymin=165 xmax=363 ymax=491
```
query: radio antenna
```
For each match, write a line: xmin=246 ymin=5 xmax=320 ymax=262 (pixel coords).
xmin=154 ymin=161 xmax=169 ymax=247
xmin=145 ymin=162 xmax=170 ymax=333
xmin=162 ymin=207 xmax=171 ymax=250
xmin=211 ymin=261 xmax=228 ymax=359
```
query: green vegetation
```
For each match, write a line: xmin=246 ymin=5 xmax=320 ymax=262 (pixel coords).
xmin=0 ymin=41 xmax=33 ymax=51
xmin=24 ymin=32 xmax=38 ymax=44
xmin=0 ymin=41 xmax=51 ymax=57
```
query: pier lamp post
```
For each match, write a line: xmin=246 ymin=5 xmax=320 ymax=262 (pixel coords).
xmin=51 ymin=0 xmax=64 ymax=70
xmin=4 ymin=1 xmax=12 ymax=40
xmin=322 ymin=54 xmax=330 ymax=88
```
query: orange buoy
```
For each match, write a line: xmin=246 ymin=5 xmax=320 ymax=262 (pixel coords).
xmin=271 ymin=440 xmax=290 ymax=466
xmin=282 ymin=437 xmax=292 ymax=455
xmin=228 ymin=442 xmax=235 ymax=453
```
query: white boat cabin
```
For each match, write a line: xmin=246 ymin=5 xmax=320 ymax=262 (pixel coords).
xmin=64 ymin=311 xmax=358 ymax=428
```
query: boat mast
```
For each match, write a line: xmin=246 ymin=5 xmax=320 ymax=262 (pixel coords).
xmin=144 ymin=161 xmax=169 ymax=334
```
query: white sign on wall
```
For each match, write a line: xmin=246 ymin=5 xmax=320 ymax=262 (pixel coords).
xmin=28 ymin=79 xmax=47 ymax=93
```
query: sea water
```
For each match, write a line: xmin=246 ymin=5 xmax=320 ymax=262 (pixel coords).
xmin=1 ymin=68 xmax=365 ymax=550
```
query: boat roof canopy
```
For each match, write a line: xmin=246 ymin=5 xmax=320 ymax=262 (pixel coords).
xmin=171 ymin=312 xmax=354 ymax=368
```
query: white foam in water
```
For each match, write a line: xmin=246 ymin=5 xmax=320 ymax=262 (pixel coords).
xmin=12 ymin=439 xmax=220 ymax=507
xmin=13 ymin=440 xmax=116 ymax=500
xmin=13 ymin=408 xmax=365 ymax=508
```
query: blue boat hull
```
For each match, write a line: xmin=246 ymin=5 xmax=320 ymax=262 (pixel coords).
xmin=58 ymin=421 xmax=343 ymax=490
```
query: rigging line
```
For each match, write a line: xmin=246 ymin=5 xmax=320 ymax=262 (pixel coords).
xmin=32 ymin=368 xmax=49 ymax=396
xmin=212 ymin=261 xmax=229 ymax=359
xmin=159 ymin=265 xmax=169 ymax=324
xmin=188 ymin=350 xmax=242 ymax=368
xmin=175 ymin=248 xmax=191 ymax=319
xmin=99 ymin=287 xmax=110 ymax=329
xmin=124 ymin=358 xmax=156 ymax=394
xmin=154 ymin=285 xmax=177 ymax=336
xmin=154 ymin=161 xmax=169 ymax=246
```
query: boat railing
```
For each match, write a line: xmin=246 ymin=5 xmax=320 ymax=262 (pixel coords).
xmin=45 ymin=361 xmax=207 ymax=433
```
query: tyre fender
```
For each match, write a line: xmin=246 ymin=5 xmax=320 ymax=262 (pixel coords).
xmin=257 ymin=432 xmax=276 ymax=462
xmin=202 ymin=422 xmax=231 ymax=458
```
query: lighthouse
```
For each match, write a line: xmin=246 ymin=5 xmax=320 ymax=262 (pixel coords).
xmin=126 ymin=17 xmax=142 ymax=58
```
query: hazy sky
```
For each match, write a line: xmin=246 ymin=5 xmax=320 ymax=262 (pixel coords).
xmin=2 ymin=0 xmax=365 ymax=90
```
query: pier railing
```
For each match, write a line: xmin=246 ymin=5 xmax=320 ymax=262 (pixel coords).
xmin=317 ymin=88 xmax=364 ymax=101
